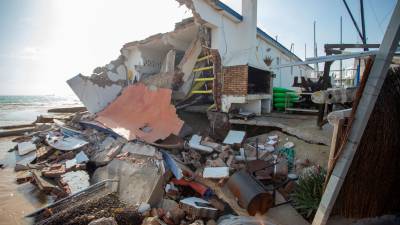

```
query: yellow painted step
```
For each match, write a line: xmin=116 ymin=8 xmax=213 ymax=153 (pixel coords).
xmin=191 ymin=90 xmax=213 ymax=94
xmin=194 ymin=77 xmax=215 ymax=82
xmin=193 ymin=66 xmax=213 ymax=72
xmin=196 ymin=55 xmax=212 ymax=62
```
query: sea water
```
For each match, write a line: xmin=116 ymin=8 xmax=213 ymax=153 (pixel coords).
xmin=0 ymin=95 xmax=81 ymax=127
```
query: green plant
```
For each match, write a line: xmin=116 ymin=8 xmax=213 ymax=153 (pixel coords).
xmin=291 ymin=166 xmax=326 ymax=220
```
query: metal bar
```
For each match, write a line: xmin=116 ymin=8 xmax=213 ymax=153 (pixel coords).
xmin=325 ymin=44 xmax=380 ymax=50
xmin=273 ymin=50 xmax=378 ymax=69
xmin=360 ymin=0 xmax=368 ymax=50
xmin=191 ymin=90 xmax=213 ymax=94
xmin=194 ymin=77 xmax=215 ymax=82
xmin=193 ymin=66 xmax=213 ymax=72
xmin=196 ymin=55 xmax=212 ymax=62
xmin=342 ymin=0 xmax=365 ymax=42
xmin=312 ymin=1 xmax=400 ymax=224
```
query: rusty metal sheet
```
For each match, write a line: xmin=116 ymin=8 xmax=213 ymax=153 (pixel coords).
xmin=96 ymin=84 xmax=184 ymax=143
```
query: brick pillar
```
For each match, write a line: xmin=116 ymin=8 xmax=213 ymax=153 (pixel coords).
xmin=222 ymin=65 xmax=248 ymax=95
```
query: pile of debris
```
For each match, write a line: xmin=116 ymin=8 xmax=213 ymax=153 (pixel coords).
xmin=10 ymin=83 xmax=316 ymax=225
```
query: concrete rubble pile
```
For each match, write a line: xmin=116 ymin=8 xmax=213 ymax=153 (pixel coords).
xmin=9 ymin=86 xmax=317 ymax=225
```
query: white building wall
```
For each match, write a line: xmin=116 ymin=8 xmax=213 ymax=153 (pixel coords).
xmin=192 ymin=0 xmax=313 ymax=90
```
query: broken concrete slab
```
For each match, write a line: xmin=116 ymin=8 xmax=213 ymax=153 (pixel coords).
xmin=189 ymin=135 xmax=214 ymax=153
xmin=180 ymin=197 xmax=218 ymax=220
xmin=96 ymin=84 xmax=184 ymax=143
xmin=46 ymin=132 xmax=88 ymax=151
xmin=91 ymin=159 xmax=164 ymax=207
xmin=67 ymin=74 xmax=124 ymax=114
xmin=121 ymin=142 xmax=156 ymax=157
xmin=15 ymin=151 xmax=36 ymax=171
xmin=17 ymin=141 xmax=36 ymax=156
xmin=60 ymin=170 xmax=90 ymax=194
xmin=65 ymin=151 xmax=89 ymax=169
xmin=223 ymin=130 xmax=246 ymax=145
xmin=92 ymin=143 xmax=123 ymax=167
xmin=203 ymin=167 xmax=229 ymax=179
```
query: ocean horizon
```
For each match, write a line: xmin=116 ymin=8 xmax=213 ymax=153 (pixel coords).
xmin=0 ymin=95 xmax=82 ymax=127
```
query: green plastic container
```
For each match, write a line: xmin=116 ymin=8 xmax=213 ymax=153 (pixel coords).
xmin=274 ymin=97 xmax=299 ymax=103
xmin=273 ymin=87 xmax=295 ymax=93
xmin=274 ymin=102 xmax=293 ymax=108
xmin=273 ymin=92 xmax=298 ymax=98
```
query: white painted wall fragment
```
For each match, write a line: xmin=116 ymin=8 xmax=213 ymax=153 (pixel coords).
xmin=67 ymin=74 xmax=123 ymax=114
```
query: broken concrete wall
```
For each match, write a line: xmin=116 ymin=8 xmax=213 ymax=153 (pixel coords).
xmin=121 ymin=21 xmax=199 ymax=82
xmin=92 ymin=159 xmax=163 ymax=206
xmin=120 ymin=20 xmax=199 ymax=99
xmin=67 ymin=55 xmax=128 ymax=114
xmin=67 ymin=74 xmax=124 ymax=114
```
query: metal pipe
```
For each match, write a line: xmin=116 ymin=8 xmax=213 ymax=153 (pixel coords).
xmin=226 ymin=170 xmax=273 ymax=216
xmin=360 ymin=0 xmax=368 ymax=50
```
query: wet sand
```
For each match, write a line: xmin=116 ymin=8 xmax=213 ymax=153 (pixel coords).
xmin=0 ymin=137 xmax=51 ymax=225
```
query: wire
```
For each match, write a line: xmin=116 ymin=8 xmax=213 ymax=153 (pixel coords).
xmin=367 ymin=0 xmax=384 ymax=33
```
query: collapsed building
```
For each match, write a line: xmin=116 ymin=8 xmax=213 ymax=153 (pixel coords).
xmin=68 ymin=0 xmax=312 ymax=116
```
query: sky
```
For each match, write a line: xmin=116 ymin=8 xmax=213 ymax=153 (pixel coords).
xmin=0 ymin=0 xmax=396 ymax=96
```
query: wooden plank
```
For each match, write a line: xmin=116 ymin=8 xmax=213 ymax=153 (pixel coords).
xmin=327 ymin=119 xmax=344 ymax=174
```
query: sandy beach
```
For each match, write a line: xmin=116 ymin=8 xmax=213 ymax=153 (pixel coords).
xmin=0 ymin=136 xmax=50 ymax=225
xmin=0 ymin=95 xmax=81 ymax=224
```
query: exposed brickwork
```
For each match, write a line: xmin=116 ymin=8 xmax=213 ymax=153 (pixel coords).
xmin=222 ymin=65 xmax=248 ymax=95
xmin=210 ymin=49 xmax=222 ymax=110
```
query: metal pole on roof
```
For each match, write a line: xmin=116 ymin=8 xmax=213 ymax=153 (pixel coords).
xmin=340 ymin=16 xmax=343 ymax=87
xmin=314 ymin=21 xmax=319 ymax=76
xmin=305 ymin=43 xmax=307 ymax=60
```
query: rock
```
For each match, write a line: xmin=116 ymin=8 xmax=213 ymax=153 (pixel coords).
xmin=160 ymin=199 xmax=185 ymax=224
xmin=141 ymin=217 xmax=161 ymax=225
xmin=190 ymin=220 xmax=204 ymax=225
xmin=138 ymin=202 xmax=151 ymax=214
xmin=88 ymin=217 xmax=117 ymax=225
xmin=283 ymin=141 xmax=295 ymax=149
xmin=206 ymin=220 xmax=217 ymax=225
